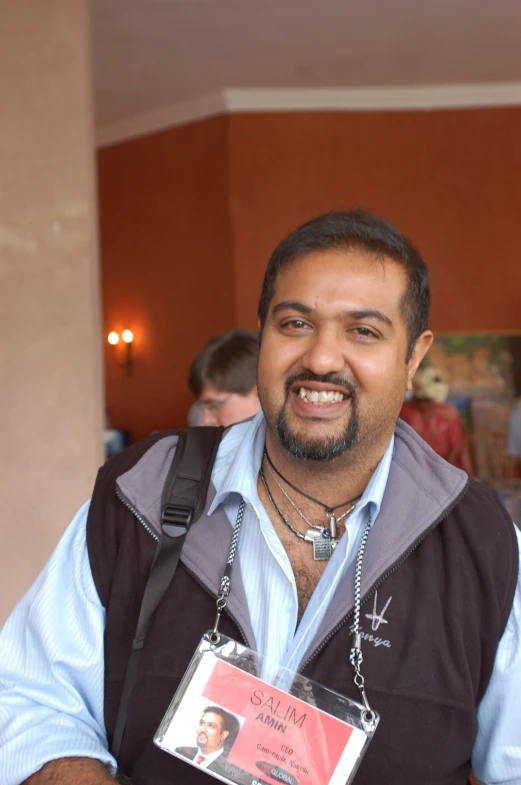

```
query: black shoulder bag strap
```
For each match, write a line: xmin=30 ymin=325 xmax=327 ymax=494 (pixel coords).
xmin=111 ymin=425 xmax=224 ymax=760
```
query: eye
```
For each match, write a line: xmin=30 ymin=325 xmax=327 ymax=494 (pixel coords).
xmin=280 ymin=319 xmax=311 ymax=331
xmin=350 ymin=326 xmax=379 ymax=339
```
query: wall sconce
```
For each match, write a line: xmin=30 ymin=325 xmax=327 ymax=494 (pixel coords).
xmin=107 ymin=329 xmax=134 ymax=376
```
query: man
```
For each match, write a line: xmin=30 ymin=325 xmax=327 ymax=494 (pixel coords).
xmin=187 ymin=329 xmax=261 ymax=427
xmin=0 ymin=210 xmax=519 ymax=785
xmin=175 ymin=707 xmax=239 ymax=773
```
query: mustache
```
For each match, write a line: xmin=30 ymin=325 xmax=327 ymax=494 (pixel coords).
xmin=284 ymin=372 xmax=357 ymax=398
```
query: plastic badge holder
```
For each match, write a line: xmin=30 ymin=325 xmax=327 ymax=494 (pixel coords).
xmin=155 ymin=632 xmax=378 ymax=785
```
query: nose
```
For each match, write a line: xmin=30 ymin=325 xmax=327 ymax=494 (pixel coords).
xmin=201 ymin=409 xmax=219 ymax=426
xmin=300 ymin=327 xmax=346 ymax=377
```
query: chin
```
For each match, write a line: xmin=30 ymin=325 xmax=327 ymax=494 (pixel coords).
xmin=277 ymin=416 xmax=359 ymax=462
xmin=280 ymin=432 xmax=358 ymax=462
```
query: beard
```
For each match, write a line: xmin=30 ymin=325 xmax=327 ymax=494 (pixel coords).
xmin=273 ymin=373 xmax=359 ymax=462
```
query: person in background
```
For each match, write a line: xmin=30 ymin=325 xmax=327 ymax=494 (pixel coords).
xmin=506 ymin=372 xmax=521 ymax=477
xmin=187 ymin=329 xmax=261 ymax=427
xmin=400 ymin=363 xmax=473 ymax=474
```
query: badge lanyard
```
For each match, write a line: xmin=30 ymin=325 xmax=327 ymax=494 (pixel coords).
xmin=209 ymin=498 xmax=376 ymax=725
xmin=155 ymin=497 xmax=379 ymax=785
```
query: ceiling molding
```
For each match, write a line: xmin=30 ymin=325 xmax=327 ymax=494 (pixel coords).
xmin=96 ymin=91 xmax=227 ymax=148
xmin=224 ymin=83 xmax=521 ymax=111
xmin=97 ymin=83 xmax=521 ymax=148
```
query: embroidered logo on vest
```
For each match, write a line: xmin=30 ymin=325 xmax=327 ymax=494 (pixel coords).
xmin=349 ymin=591 xmax=393 ymax=650
xmin=365 ymin=591 xmax=392 ymax=631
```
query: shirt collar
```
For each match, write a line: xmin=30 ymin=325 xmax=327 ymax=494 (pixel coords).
xmin=208 ymin=411 xmax=394 ymax=520
xmin=355 ymin=433 xmax=394 ymax=525
xmin=197 ymin=747 xmax=224 ymax=765
xmin=208 ymin=410 xmax=266 ymax=515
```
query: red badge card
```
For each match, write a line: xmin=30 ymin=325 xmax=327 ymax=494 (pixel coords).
xmin=155 ymin=636 xmax=375 ymax=785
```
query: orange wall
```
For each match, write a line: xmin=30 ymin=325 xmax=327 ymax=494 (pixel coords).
xmin=99 ymin=108 xmax=521 ymax=440
xmin=98 ymin=116 xmax=234 ymax=440
xmin=228 ymin=109 xmax=521 ymax=332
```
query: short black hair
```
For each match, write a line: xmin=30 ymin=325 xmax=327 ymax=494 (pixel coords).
xmin=188 ymin=329 xmax=260 ymax=397
xmin=257 ymin=209 xmax=430 ymax=361
xmin=202 ymin=706 xmax=240 ymax=746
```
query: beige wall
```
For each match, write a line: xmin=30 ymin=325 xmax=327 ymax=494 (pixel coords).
xmin=0 ymin=0 xmax=103 ymax=622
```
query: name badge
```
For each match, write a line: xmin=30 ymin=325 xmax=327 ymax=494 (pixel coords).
xmin=155 ymin=633 xmax=378 ymax=785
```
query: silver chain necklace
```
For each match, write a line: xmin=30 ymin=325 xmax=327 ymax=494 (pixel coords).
xmin=209 ymin=496 xmax=376 ymax=726
xmin=260 ymin=466 xmax=339 ymax=560
xmin=264 ymin=456 xmax=357 ymax=539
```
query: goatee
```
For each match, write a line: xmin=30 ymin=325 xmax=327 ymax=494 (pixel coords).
xmin=274 ymin=374 xmax=359 ymax=461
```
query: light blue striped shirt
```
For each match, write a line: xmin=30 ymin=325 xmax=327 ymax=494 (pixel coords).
xmin=0 ymin=412 xmax=520 ymax=784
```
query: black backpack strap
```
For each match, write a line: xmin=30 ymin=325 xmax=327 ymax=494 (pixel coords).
xmin=111 ymin=425 xmax=223 ymax=760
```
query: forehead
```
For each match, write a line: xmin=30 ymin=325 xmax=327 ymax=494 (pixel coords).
xmin=202 ymin=712 xmax=223 ymax=726
xmin=199 ymin=382 xmax=230 ymax=401
xmin=272 ymin=249 xmax=408 ymax=314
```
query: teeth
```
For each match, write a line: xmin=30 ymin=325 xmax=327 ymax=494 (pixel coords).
xmin=298 ymin=387 xmax=345 ymax=404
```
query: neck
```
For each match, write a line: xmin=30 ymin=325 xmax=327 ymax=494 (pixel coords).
xmin=200 ymin=747 xmax=219 ymax=756
xmin=264 ymin=429 xmax=392 ymax=508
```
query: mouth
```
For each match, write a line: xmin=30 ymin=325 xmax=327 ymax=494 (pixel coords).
xmin=197 ymin=733 xmax=208 ymax=744
xmin=296 ymin=386 xmax=346 ymax=404
xmin=289 ymin=381 xmax=352 ymax=416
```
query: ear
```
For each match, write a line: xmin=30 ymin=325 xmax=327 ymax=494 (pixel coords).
xmin=221 ymin=729 xmax=229 ymax=741
xmin=406 ymin=331 xmax=434 ymax=391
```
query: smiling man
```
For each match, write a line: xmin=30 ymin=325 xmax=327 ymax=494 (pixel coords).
xmin=0 ymin=210 xmax=519 ymax=785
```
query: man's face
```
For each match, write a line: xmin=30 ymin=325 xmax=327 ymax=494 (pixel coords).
xmin=198 ymin=382 xmax=261 ymax=427
xmin=196 ymin=711 xmax=229 ymax=754
xmin=257 ymin=249 xmax=432 ymax=462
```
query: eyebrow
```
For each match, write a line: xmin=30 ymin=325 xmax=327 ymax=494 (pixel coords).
xmin=271 ymin=301 xmax=393 ymax=327
xmin=345 ymin=308 xmax=393 ymax=327
xmin=272 ymin=300 xmax=312 ymax=316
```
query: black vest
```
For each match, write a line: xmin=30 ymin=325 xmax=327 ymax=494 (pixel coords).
xmin=87 ymin=431 xmax=518 ymax=785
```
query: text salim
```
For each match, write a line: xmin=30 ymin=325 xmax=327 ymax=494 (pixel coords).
xmin=251 ymin=690 xmax=307 ymax=733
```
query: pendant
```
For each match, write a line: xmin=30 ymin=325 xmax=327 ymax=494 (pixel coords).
xmin=313 ymin=537 xmax=333 ymax=560
xmin=304 ymin=527 xmax=332 ymax=540
xmin=328 ymin=515 xmax=337 ymax=539
xmin=305 ymin=528 xmax=333 ymax=560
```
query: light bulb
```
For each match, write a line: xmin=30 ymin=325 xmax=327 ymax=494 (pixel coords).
xmin=122 ymin=329 xmax=134 ymax=344
xmin=108 ymin=331 xmax=119 ymax=345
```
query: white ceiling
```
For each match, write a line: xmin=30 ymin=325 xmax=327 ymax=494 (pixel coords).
xmin=91 ymin=0 xmax=521 ymax=137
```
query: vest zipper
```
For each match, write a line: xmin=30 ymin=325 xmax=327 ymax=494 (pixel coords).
xmin=115 ymin=484 xmax=159 ymax=542
xmin=115 ymin=483 xmax=251 ymax=648
xmin=300 ymin=481 xmax=470 ymax=672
